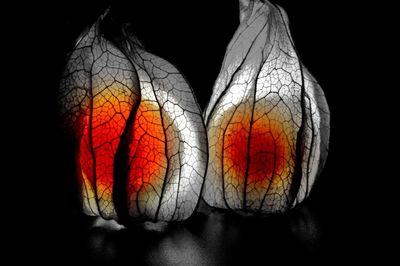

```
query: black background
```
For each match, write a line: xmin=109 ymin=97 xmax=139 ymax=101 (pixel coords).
xmin=8 ymin=0 xmax=392 ymax=264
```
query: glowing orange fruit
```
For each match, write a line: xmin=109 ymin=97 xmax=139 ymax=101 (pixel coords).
xmin=203 ymin=0 xmax=330 ymax=213
xmin=58 ymin=14 xmax=207 ymax=223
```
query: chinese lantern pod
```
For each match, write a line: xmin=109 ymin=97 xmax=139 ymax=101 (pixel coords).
xmin=58 ymin=13 xmax=208 ymax=223
xmin=203 ymin=0 xmax=330 ymax=213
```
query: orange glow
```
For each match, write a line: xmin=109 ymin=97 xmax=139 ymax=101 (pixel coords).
xmin=224 ymin=111 xmax=289 ymax=185
xmin=127 ymin=101 xmax=168 ymax=196
xmin=79 ymin=90 xmax=133 ymax=212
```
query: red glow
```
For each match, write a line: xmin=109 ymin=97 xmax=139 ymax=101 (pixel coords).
xmin=127 ymin=101 xmax=168 ymax=196
xmin=79 ymin=95 xmax=132 ymax=208
xmin=77 ymin=93 xmax=169 ymax=214
xmin=224 ymin=115 xmax=287 ymax=184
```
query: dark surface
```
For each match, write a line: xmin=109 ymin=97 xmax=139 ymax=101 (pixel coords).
xmin=11 ymin=0 xmax=390 ymax=264
xmin=42 ymin=201 xmax=354 ymax=265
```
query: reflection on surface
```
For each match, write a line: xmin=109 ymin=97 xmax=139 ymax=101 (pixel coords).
xmin=289 ymin=204 xmax=322 ymax=252
xmin=60 ymin=202 xmax=324 ymax=265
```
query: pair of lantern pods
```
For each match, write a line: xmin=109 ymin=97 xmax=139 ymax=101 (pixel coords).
xmin=58 ymin=0 xmax=330 ymax=224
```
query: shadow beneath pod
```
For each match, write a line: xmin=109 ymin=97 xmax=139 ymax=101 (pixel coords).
xmin=66 ymin=201 xmax=326 ymax=265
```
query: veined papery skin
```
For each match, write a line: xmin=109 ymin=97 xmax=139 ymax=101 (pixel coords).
xmin=203 ymin=0 xmax=330 ymax=214
xmin=58 ymin=13 xmax=207 ymax=223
